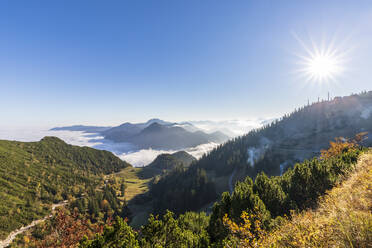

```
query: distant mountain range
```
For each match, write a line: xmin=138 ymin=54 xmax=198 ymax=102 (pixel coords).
xmin=51 ymin=118 xmax=230 ymax=150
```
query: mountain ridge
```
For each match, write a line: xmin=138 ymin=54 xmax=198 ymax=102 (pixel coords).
xmin=0 ymin=136 xmax=131 ymax=240
xmin=51 ymin=119 xmax=230 ymax=150
xmin=150 ymin=91 xmax=372 ymax=215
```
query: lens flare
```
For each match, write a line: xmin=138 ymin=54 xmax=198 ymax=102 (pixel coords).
xmin=294 ymin=34 xmax=349 ymax=83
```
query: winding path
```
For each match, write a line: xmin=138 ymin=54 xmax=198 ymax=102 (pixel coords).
xmin=0 ymin=201 xmax=68 ymax=248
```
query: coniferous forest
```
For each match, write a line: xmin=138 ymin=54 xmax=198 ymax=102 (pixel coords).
xmin=78 ymin=137 xmax=366 ymax=247
xmin=1 ymin=92 xmax=372 ymax=248
xmin=3 ymin=1 xmax=372 ymax=247
xmin=3 ymin=130 xmax=370 ymax=247
xmin=0 ymin=137 xmax=130 ymax=240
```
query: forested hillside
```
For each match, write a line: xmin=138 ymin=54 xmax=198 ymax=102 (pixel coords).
xmin=0 ymin=137 xmax=130 ymax=239
xmin=2 ymin=93 xmax=372 ymax=247
xmin=151 ymin=91 xmax=372 ymax=214
xmin=225 ymin=149 xmax=372 ymax=248
xmin=3 ymin=124 xmax=370 ymax=247
xmin=75 ymin=136 xmax=369 ymax=248
xmin=199 ymin=91 xmax=372 ymax=177
xmin=150 ymin=165 xmax=216 ymax=214
xmin=146 ymin=151 xmax=195 ymax=171
xmin=208 ymin=136 xmax=364 ymax=244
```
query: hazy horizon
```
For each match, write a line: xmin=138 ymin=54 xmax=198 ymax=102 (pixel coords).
xmin=1 ymin=2 xmax=371 ymax=246
xmin=1 ymin=1 xmax=372 ymax=127
xmin=0 ymin=117 xmax=271 ymax=166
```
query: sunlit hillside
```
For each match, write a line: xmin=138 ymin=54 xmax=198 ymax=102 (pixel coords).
xmin=2 ymin=1 xmax=372 ymax=247
xmin=222 ymin=149 xmax=372 ymax=248
xmin=150 ymin=91 xmax=372 ymax=215
xmin=0 ymin=137 xmax=130 ymax=240
xmin=261 ymin=150 xmax=372 ymax=247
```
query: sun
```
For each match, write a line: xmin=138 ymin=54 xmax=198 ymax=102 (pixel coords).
xmin=305 ymin=53 xmax=341 ymax=82
xmin=294 ymin=34 xmax=348 ymax=83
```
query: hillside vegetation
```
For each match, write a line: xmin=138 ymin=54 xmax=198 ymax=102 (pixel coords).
xmin=2 ymin=92 xmax=372 ymax=247
xmin=266 ymin=150 xmax=372 ymax=247
xmin=142 ymin=151 xmax=196 ymax=176
xmin=77 ymin=137 xmax=366 ymax=248
xmin=0 ymin=137 xmax=130 ymax=239
xmin=152 ymin=91 xmax=372 ymax=215
xmin=224 ymin=150 xmax=372 ymax=247
xmin=208 ymin=135 xmax=365 ymax=245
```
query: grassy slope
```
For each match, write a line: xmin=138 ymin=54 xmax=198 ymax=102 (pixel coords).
xmin=104 ymin=166 xmax=153 ymax=228
xmin=104 ymin=166 xmax=151 ymax=202
xmin=263 ymin=150 xmax=372 ymax=247
xmin=105 ymin=152 xmax=198 ymax=228
xmin=0 ymin=137 xmax=130 ymax=239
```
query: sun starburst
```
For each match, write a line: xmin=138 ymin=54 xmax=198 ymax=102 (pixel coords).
xmin=294 ymin=34 xmax=349 ymax=83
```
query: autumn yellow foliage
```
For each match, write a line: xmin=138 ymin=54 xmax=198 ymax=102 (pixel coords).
xmin=263 ymin=150 xmax=372 ymax=248
xmin=320 ymin=132 xmax=367 ymax=160
xmin=224 ymin=150 xmax=372 ymax=248
xmin=223 ymin=211 xmax=266 ymax=248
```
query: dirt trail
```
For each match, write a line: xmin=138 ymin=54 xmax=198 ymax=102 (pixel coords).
xmin=0 ymin=201 xmax=68 ymax=248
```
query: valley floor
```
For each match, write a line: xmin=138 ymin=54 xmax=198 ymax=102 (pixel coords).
xmin=104 ymin=166 xmax=153 ymax=228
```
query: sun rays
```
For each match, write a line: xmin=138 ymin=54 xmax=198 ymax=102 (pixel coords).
xmin=293 ymin=33 xmax=351 ymax=84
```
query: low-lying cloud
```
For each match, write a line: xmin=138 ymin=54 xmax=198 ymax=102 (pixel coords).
xmin=119 ymin=148 xmax=174 ymax=167
xmin=185 ymin=142 xmax=219 ymax=158
xmin=0 ymin=127 xmax=220 ymax=167
xmin=190 ymin=118 xmax=275 ymax=137
xmin=360 ymin=106 xmax=372 ymax=120
xmin=0 ymin=128 xmax=98 ymax=146
xmin=0 ymin=119 xmax=273 ymax=167
xmin=246 ymin=137 xmax=272 ymax=167
xmin=119 ymin=142 xmax=219 ymax=167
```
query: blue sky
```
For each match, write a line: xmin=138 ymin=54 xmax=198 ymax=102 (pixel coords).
xmin=1 ymin=0 xmax=372 ymax=127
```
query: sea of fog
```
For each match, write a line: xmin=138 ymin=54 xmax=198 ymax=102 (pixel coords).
xmin=0 ymin=119 xmax=271 ymax=167
xmin=0 ymin=127 xmax=220 ymax=167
